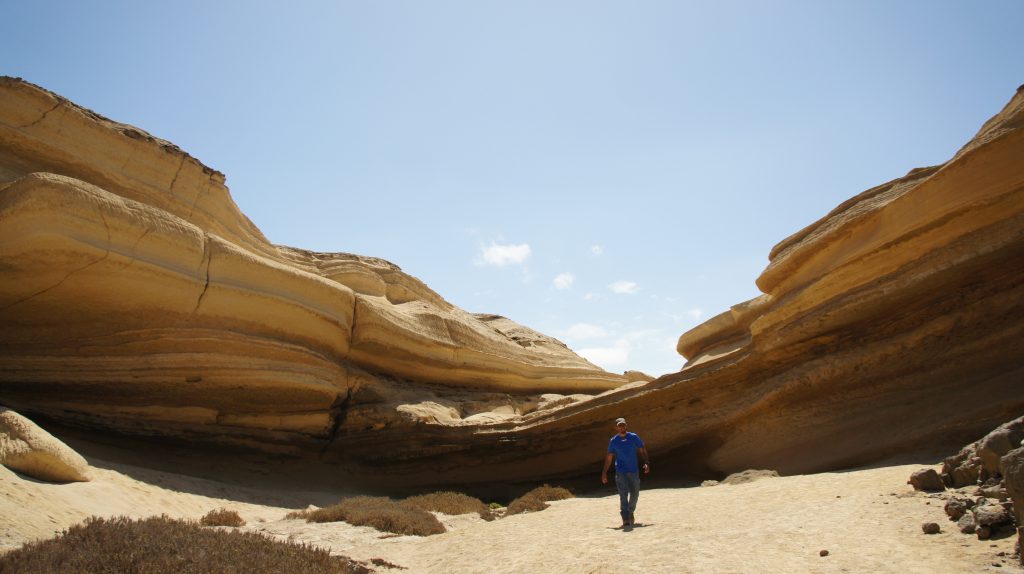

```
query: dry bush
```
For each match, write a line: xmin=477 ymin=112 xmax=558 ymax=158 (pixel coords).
xmin=302 ymin=496 xmax=445 ymax=536
xmin=286 ymin=508 xmax=311 ymax=520
xmin=526 ymin=484 xmax=574 ymax=502
xmin=506 ymin=484 xmax=574 ymax=516
xmin=0 ymin=515 xmax=369 ymax=574
xmin=401 ymin=491 xmax=495 ymax=521
xmin=506 ymin=494 xmax=549 ymax=515
xmin=200 ymin=507 xmax=245 ymax=527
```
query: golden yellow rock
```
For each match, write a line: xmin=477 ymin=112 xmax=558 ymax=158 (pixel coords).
xmin=0 ymin=407 xmax=90 ymax=482
xmin=2 ymin=76 xmax=1022 ymax=489
xmin=0 ymin=77 xmax=626 ymax=457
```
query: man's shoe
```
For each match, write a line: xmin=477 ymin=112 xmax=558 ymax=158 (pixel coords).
xmin=628 ymin=513 xmax=635 ymax=525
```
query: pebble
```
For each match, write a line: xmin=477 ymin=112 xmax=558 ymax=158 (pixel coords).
xmin=819 ymin=550 xmax=829 ymax=557
xmin=922 ymin=522 xmax=941 ymax=535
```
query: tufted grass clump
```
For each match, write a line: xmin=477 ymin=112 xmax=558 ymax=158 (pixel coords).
xmin=401 ymin=491 xmax=495 ymax=521
xmin=200 ymin=507 xmax=246 ymax=527
xmin=293 ymin=496 xmax=445 ymax=536
xmin=0 ymin=515 xmax=369 ymax=573
xmin=506 ymin=484 xmax=574 ymax=516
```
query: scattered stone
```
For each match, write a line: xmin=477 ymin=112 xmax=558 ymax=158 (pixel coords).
xmin=369 ymin=558 xmax=407 ymax=570
xmin=942 ymin=445 xmax=982 ymax=488
xmin=974 ymin=504 xmax=1011 ymax=527
xmin=922 ymin=522 xmax=941 ymax=535
xmin=909 ymin=468 xmax=944 ymax=492
xmin=721 ymin=469 xmax=780 ymax=485
xmin=944 ymin=497 xmax=969 ymax=521
xmin=977 ymin=525 xmax=993 ymax=540
xmin=957 ymin=512 xmax=978 ymax=534
xmin=819 ymin=550 xmax=829 ymax=557
xmin=700 ymin=480 xmax=719 ymax=487
xmin=981 ymin=485 xmax=1009 ymax=501
xmin=1001 ymin=447 xmax=1024 ymax=524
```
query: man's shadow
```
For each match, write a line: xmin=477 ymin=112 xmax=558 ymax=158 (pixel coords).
xmin=607 ymin=523 xmax=653 ymax=531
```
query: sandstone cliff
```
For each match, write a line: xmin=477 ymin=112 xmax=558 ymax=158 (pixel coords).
xmin=0 ymin=77 xmax=626 ymax=459
xmin=2 ymin=77 xmax=1022 ymax=489
xmin=324 ymin=85 xmax=1024 ymax=486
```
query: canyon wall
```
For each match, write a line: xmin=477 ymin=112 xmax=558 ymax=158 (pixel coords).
xmin=2 ymin=77 xmax=1022 ymax=488
xmin=0 ymin=77 xmax=626 ymax=459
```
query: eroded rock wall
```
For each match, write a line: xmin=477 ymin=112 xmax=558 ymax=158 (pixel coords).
xmin=666 ymin=84 xmax=1024 ymax=476
xmin=0 ymin=77 xmax=626 ymax=455
xmin=2 ymin=77 xmax=1021 ymax=489
xmin=324 ymin=86 xmax=1024 ymax=486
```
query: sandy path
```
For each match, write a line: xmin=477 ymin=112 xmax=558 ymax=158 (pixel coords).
xmin=317 ymin=464 xmax=1018 ymax=573
xmin=1 ymin=461 xmax=1019 ymax=573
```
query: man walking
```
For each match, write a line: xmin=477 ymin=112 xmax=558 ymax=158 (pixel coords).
xmin=601 ymin=417 xmax=650 ymax=526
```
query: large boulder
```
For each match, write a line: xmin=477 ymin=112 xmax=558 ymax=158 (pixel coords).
xmin=942 ymin=444 xmax=983 ymax=488
xmin=978 ymin=418 xmax=1024 ymax=476
xmin=1001 ymin=447 xmax=1024 ymax=524
xmin=972 ymin=502 xmax=1011 ymax=528
xmin=0 ymin=407 xmax=90 ymax=482
xmin=909 ymin=468 xmax=944 ymax=492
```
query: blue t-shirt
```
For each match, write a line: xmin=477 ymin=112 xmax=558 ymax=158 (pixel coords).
xmin=608 ymin=432 xmax=645 ymax=474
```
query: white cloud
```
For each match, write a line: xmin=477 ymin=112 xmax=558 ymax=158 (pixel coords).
xmin=564 ymin=323 xmax=608 ymax=340
xmin=609 ymin=280 xmax=639 ymax=295
xmin=687 ymin=308 xmax=704 ymax=321
xmin=477 ymin=242 xmax=531 ymax=266
xmin=578 ymin=343 xmax=630 ymax=369
xmin=591 ymin=245 xmax=604 ymax=256
xmin=553 ymin=272 xmax=575 ymax=290
xmin=583 ymin=292 xmax=600 ymax=301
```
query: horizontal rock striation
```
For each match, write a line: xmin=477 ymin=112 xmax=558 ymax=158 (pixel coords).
xmin=0 ymin=77 xmax=625 ymax=456
xmin=323 ymin=85 xmax=1024 ymax=486
xmin=2 ymin=77 xmax=1022 ymax=490
xmin=665 ymin=84 xmax=1024 ymax=476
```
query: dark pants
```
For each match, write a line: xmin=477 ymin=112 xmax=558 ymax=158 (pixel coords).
xmin=615 ymin=471 xmax=640 ymax=521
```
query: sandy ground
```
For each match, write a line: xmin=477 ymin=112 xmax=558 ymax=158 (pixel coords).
xmin=1 ymin=458 xmax=1020 ymax=573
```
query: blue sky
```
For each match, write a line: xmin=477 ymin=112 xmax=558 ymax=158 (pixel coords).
xmin=4 ymin=1 xmax=1022 ymax=376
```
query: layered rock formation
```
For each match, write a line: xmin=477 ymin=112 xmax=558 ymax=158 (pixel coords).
xmin=330 ymin=85 xmax=1024 ymax=485
xmin=0 ymin=77 xmax=626 ymax=458
xmin=2 ymin=77 xmax=1022 ymax=489
xmin=665 ymin=84 xmax=1024 ymax=475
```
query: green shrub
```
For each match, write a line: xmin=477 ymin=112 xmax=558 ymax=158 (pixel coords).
xmin=0 ymin=515 xmax=369 ymax=574
xmin=301 ymin=496 xmax=445 ymax=536
xmin=401 ymin=491 xmax=495 ymax=521
xmin=200 ymin=507 xmax=245 ymax=527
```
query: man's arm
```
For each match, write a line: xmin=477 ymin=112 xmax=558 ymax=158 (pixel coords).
xmin=638 ymin=446 xmax=650 ymax=474
xmin=601 ymin=452 xmax=614 ymax=484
